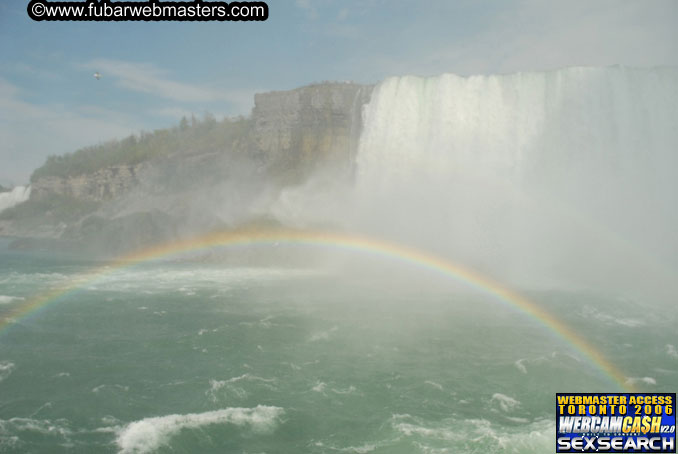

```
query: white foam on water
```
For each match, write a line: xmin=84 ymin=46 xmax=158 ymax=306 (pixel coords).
xmin=0 ymin=361 xmax=15 ymax=383
xmin=581 ymin=307 xmax=644 ymax=328
xmin=331 ymin=385 xmax=357 ymax=395
xmin=314 ymin=437 xmax=384 ymax=453
xmin=206 ymin=379 xmax=244 ymax=402
xmin=514 ymin=353 xmax=579 ymax=374
xmin=490 ymin=393 xmax=521 ymax=412
xmin=221 ymin=374 xmax=275 ymax=385
xmin=312 ymin=381 xmax=326 ymax=393
xmin=504 ymin=416 xmax=530 ymax=424
xmin=0 ymin=295 xmax=23 ymax=305
xmin=411 ymin=444 xmax=452 ymax=454
xmin=550 ymin=351 xmax=582 ymax=363
xmin=0 ymin=435 xmax=19 ymax=451
xmin=0 ymin=417 xmax=72 ymax=438
xmin=626 ymin=377 xmax=657 ymax=386
xmin=394 ymin=421 xmax=456 ymax=441
xmin=102 ymin=416 xmax=122 ymax=426
xmin=92 ymin=384 xmax=129 ymax=394
xmin=309 ymin=326 xmax=338 ymax=342
xmin=666 ymin=344 xmax=678 ymax=359
xmin=337 ymin=443 xmax=378 ymax=453
xmin=0 ymin=272 xmax=69 ymax=286
xmin=90 ymin=267 xmax=320 ymax=295
xmin=239 ymin=316 xmax=291 ymax=330
xmin=653 ymin=367 xmax=678 ymax=375
xmin=391 ymin=414 xmax=554 ymax=453
xmin=424 ymin=381 xmax=444 ymax=391
xmin=28 ymin=402 xmax=53 ymax=419
xmin=514 ymin=359 xmax=528 ymax=374
xmin=206 ymin=375 xmax=276 ymax=402
xmin=114 ymin=405 xmax=284 ymax=454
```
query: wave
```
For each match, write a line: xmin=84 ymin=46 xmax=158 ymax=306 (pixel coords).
xmin=91 ymin=384 xmax=130 ymax=394
xmin=0 ymin=272 xmax=70 ymax=286
xmin=0 ymin=361 xmax=15 ymax=383
xmin=424 ymin=381 xmax=444 ymax=391
xmin=391 ymin=414 xmax=554 ymax=453
xmin=0 ymin=417 xmax=72 ymax=448
xmin=336 ymin=442 xmax=379 ymax=453
xmin=490 ymin=393 xmax=521 ymax=413
xmin=76 ymin=267 xmax=319 ymax=294
xmin=206 ymin=375 xmax=277 ymax=402
xmin=625 ymin=376 xmax=657 ymax=386
xmin=512 ymin=350 xmax=584 ymax=376
xmin=0 ymin=295 xmax=24 ymax=305
xmin=114 ymin=405 xmax=284 ymax=454
xmin=331 ymin=385 xmax=358 ymax=395
xmin=580 ymin=306 xmax=644 ymax=328
xmin=514 ymin=359 xmax=528 ymax=374
xmin=309 ymin=325 xmax=339 ymax=342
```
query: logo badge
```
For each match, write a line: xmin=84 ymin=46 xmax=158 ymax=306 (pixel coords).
xmin=556 ymin=393 xmax=676 ymax=453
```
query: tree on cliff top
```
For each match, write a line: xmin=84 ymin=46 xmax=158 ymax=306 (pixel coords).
xmin=30 ymin=113 xmax=252 ymax=182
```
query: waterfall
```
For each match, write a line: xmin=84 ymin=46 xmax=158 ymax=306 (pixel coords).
xmin=353 ymin=67 xmax=678 ymax=295
xmin=0 ymin=186 xmax=31 ymax=214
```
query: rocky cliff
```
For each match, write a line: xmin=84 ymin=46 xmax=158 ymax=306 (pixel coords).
xmin=253 ymin=82 xmax=372 ymax=180
xmin=31 ymin=163 xmax=146 ymax=202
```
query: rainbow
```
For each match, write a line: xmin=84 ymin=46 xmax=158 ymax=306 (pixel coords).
xmin=0 ymin=228 xmax=632 ymax=390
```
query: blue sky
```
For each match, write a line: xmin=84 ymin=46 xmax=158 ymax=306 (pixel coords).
xmin=1 ymin=0 xmax=676 ymax=185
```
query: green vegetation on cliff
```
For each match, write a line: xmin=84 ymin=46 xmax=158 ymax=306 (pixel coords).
xmin=31 ymin=114 xmax=253 ymax=182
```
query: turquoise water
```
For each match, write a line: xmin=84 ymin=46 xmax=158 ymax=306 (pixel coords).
xmin=0 ymin=240 xmax=675 ymax=453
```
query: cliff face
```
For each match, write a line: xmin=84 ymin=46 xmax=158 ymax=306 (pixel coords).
xmin=31 ymin=163 xmax=146 ymax=202
xmin=253 ymin=82 xmax=372 ymax=179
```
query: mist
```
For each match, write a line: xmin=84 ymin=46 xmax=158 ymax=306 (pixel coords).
xmin=269 ymin=67 xmax=678 ymax=303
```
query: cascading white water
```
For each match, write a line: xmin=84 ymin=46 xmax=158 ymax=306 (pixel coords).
xmin=357 ymin=67 xmax=677 ymax=194
xmin=0 ymin=186 xmax=31 ymax=214
xmin=354 ymin=67 xmax=678 ymax=296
